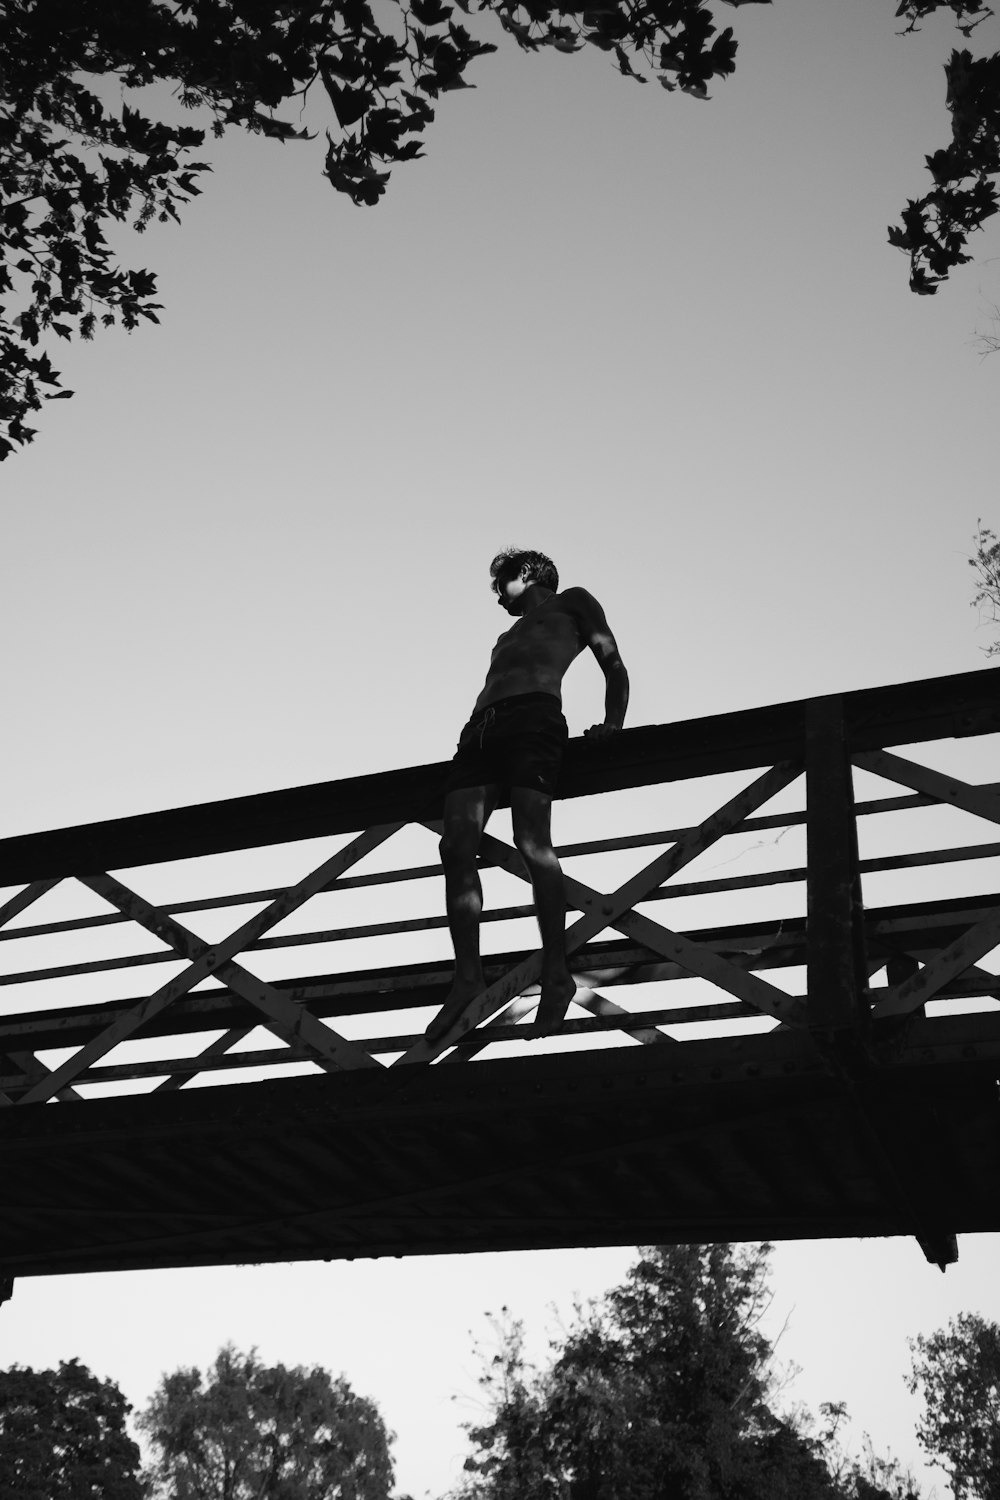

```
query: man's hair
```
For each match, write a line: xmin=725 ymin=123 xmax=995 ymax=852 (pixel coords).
xmin=489 ymin=547 xmax=559 ymax=596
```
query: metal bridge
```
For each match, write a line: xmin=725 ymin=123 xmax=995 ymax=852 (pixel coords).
xmin=2 ymin=665 xmax=1000 ymax=1293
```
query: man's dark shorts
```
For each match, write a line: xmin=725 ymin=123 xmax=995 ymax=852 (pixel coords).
xmin=445 ymin=692 xmax=569 ymax=797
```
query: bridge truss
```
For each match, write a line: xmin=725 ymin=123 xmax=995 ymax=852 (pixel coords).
xmin=2 ymin=666 xmax=1000 ymax=1287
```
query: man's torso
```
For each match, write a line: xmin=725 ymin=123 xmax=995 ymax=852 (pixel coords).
xmin=473 ymin=591 xmax=586 ymax=712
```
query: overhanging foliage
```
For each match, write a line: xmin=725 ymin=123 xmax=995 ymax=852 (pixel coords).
xmin=1 ymin=0 xmax=998 ymax=459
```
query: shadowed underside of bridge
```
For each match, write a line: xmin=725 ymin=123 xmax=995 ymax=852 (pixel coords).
xmin=2 ymin=666 xmax=1000 ymax=1285
xmin=2 ymin=1022 xmax=1000 ymax=1279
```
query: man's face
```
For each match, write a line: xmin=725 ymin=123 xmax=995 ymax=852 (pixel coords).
xmin=498 ymin=569 xmax=530 ymax=615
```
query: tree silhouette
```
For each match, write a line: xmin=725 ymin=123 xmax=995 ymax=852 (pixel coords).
xmin=450 ymin=1243 xmax=923 ymax=1500
xmin=968 ymin=520 xmax=1000 ymax=655
xmin=138 ymin=1342 xmax=395 ymax=1500
xmin=0 ymin=1357 xmax=143 ymax=1500
xmin=906 ymin=1312 xmax=1000 ymax=1500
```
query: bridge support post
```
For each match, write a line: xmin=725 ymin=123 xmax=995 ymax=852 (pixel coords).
xmin=804 ymin=701 xmax=957 ymax=1266
xmin=805 ymin=696 xmax=869 ymax=1037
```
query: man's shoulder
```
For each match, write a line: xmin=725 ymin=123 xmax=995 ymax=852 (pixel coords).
xmin=557 ymin=585 xmax=602 ymax=618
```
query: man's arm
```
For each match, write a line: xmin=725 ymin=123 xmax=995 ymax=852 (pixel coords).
xmin=565 ymin=588 xmax=630 ymax=738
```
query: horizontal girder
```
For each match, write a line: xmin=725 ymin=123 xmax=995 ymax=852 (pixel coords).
xmin=1 ymin=1015 xmax=998 ymax=1278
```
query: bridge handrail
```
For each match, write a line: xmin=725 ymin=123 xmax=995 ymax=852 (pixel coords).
xmin=0 ymin=786 xmax=967 ymax=943
xmin=2 ymin=664 xmax=1000 ymax=1107
xmin=1 ymin=665 xmax=997 ymax=886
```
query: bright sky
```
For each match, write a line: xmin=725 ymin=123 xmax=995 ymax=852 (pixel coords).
xmin=3 ymin=0 xmax=1000 ymax=1495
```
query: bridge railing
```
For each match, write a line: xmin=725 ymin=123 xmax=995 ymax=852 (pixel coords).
xmin=2 ymin=666 xmax=999 ymax=1104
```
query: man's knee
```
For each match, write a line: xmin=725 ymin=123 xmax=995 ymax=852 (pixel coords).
xmin=440 ymin=825 xmax=479 ymax=868
xmin=513 ymin=826 xmax=557 ymax=868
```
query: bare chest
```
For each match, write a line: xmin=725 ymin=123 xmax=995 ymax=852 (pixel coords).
xmin=490 ymin=605 xmax=583 ymax=669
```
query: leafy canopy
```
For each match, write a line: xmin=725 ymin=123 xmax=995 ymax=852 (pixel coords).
xmin=0 ymin=1357 xmax=144 ymax=1500
xmin=137 ymin=1341 xmax=396 ymax=1500
xmin=906 ymin=1311 xmax=1000 ymax=1500
xmin=450 ymin=1243 xmax=922 ymax=1500
xmin=968 ymin=519 xmax=1000 ymax=655
xmin=1 ymin=0 xmax=999 ymax=459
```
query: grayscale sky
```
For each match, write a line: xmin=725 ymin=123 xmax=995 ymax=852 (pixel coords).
xmin=2 ymin=0 xmax=1000 ymax=1495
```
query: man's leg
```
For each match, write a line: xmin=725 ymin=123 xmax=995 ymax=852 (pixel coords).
xmin=511 ymin=787 xmax=576 ymax=1036
xmin=426 ymin=783 xmax=499 ymax=1042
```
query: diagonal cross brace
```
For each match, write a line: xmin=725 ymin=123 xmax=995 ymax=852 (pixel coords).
xmin=0 ymin=880 xmax=60 ymax=932
xmin=397 ymin=760 xmax=802 ymax=1064
xmin=569 ymin=986 xmax=681 ymax=1045
xmin=854 ymin=752 xmax=1000 ymax=1018
xmin=4 ymin=1050 xmax=83 ymax=1103
xmin=871 ymin=906 xmax=1000 ymax=1019
xmin=854 ymin=751 xmax=1000 ymax=827
xmin=608 ymin=907 xmax=800 ymax=1023
xmin=152 ymin=1028 xmax=253 ymax=1093
xmin=13 ymin=825 xmax=402 ymax=1103
xmin=476 ymin=828 xmax=801 ymax=1026
xmin=441 ymin=984 xmax=679 ymax=1062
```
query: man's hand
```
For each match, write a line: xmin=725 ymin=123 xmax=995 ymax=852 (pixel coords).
xmin=584 ymin=723 xmax=620 ymax=740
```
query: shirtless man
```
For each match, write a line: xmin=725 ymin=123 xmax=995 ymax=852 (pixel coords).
xmin=427 ymin=547 xmax=629 ymax=1043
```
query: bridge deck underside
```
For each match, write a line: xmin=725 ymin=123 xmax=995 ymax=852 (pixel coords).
xmin=3 ymin=1013 xmax=999 ymax=1278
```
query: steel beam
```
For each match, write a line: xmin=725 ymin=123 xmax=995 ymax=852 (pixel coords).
xmin=0 ymin=879 xmax=59 ymax=930
xmin=805 ymin=698 xmax=868 ymax=1033
xmin=854 ymin=750 xmax=1000 ymax=827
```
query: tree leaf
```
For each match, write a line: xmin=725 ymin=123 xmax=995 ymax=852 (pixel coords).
xmin=252 ymin=111 xmax=315 ymax=141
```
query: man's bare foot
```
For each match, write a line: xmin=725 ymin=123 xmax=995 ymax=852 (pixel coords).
xmin=525 ymin=973 xmax=577 ymax=1038
xmin=425 ymin=977 xmax=486 ymax=1044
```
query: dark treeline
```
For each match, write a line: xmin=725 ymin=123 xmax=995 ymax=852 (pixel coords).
xmin=1 ymin=1244 xmax=998 ymax=1499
